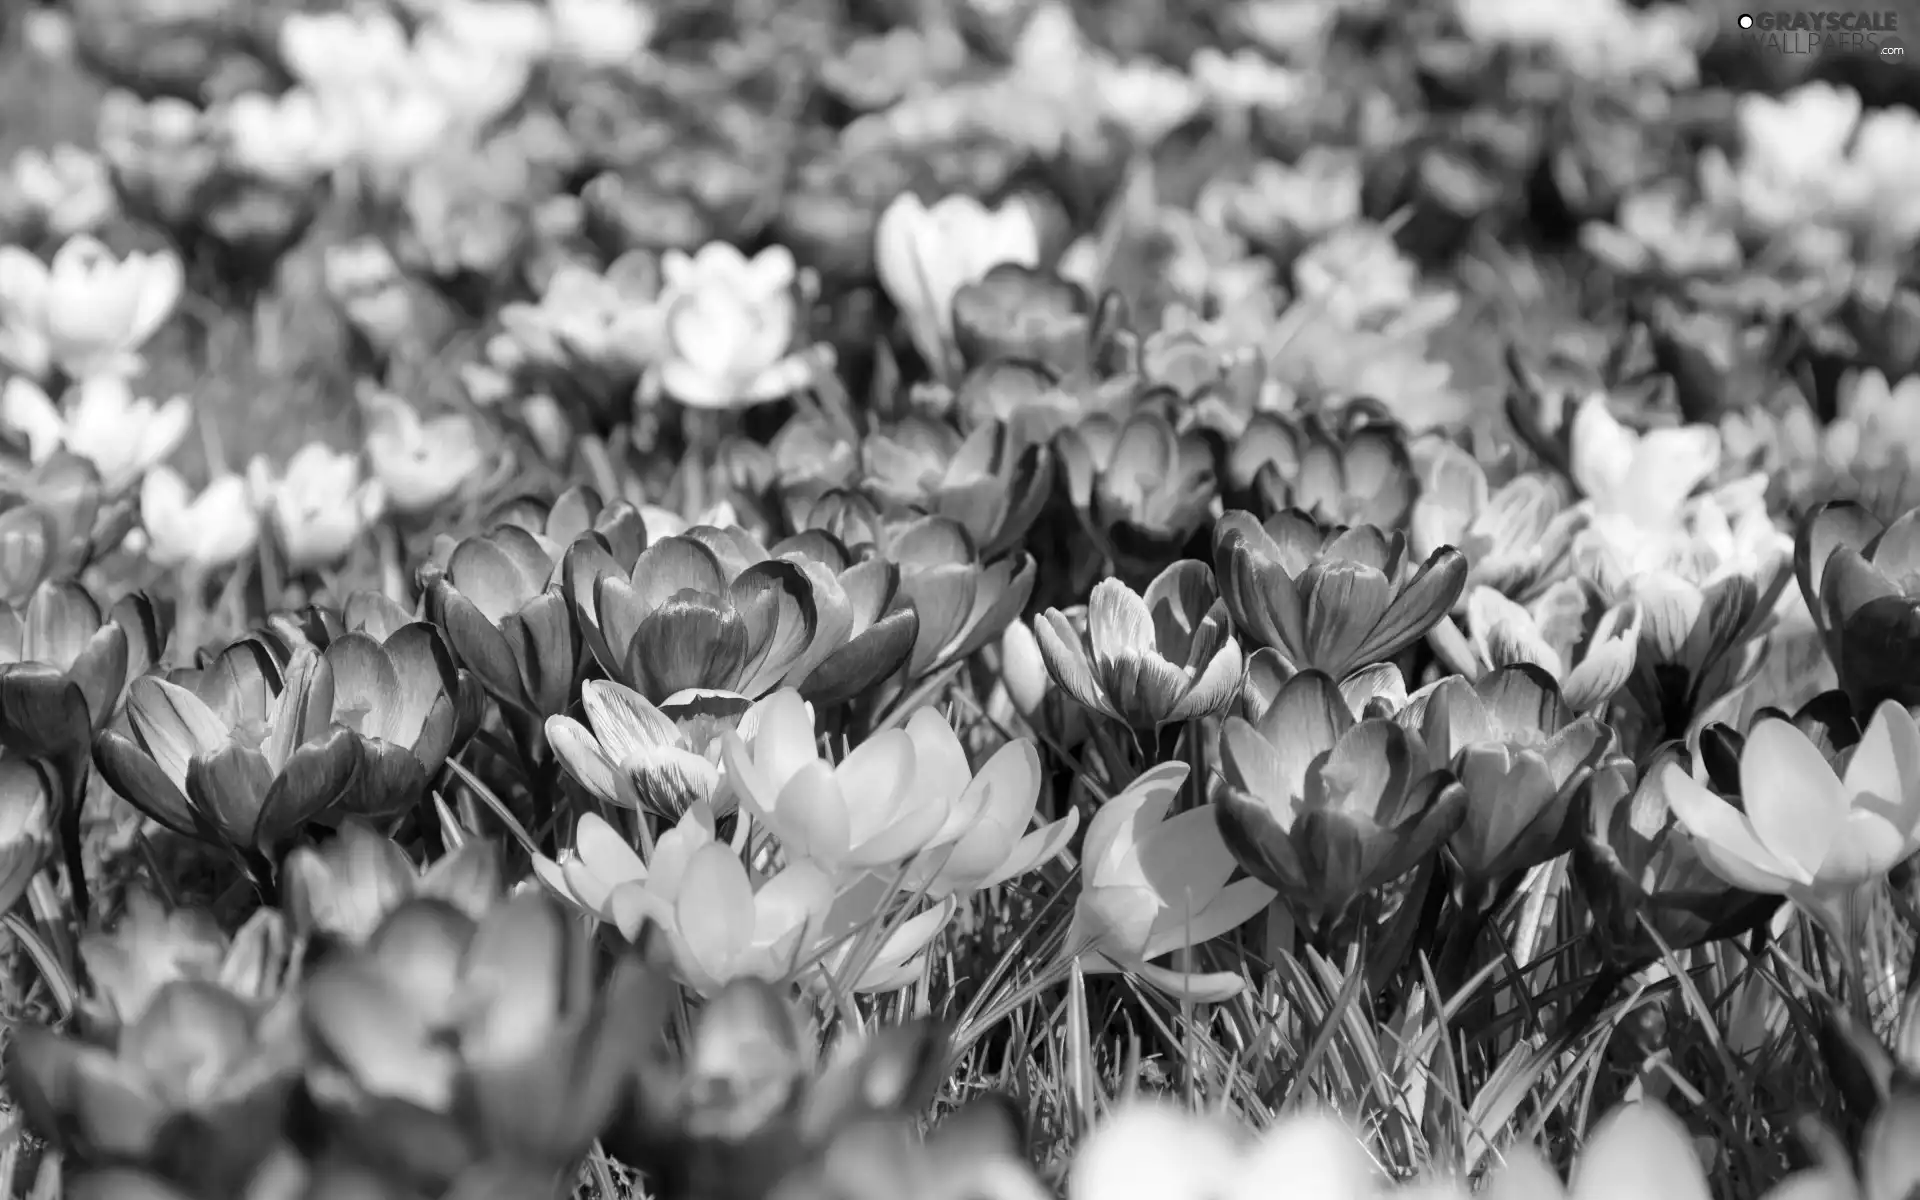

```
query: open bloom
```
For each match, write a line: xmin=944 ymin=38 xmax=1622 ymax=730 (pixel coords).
xmin=1065 ymin=762 xmax=1275 ymax=1002
xmin=725 ymin=689 xmax=949 ymax=875
xmin=1456 ymin=581 xmax=1641 ymax=714
xmin=1034 ymin=561 xmax=1242 ymax=731
xmin=1663 ymin=701 xmax=1920 ymax=910
xmin=538 ymin=802 xmax=836 ymax=997
xmin=247 ymin=443 xmax=386 ymax=572
xmin=1214 ymin=509 xmax=1465 ymax=681
xmin=0 ymin=235 xmax=183 ymax=379
xmin=0 ymin=376 xmax=191 ymax=496
xmin=138 ymin=468 xmax=259 ymax=571
xmin=874 ymin=192 xmax=1041 ymax=379
xmin=657 ymin=243 xmax=813 ymax=409
xmin=547 ymin=679 xmax=753 ymax=818
xmin=361 ymin=387 xmax=490 ymax=517
xmin=1409 ymin=444 xmax=1578 ymax=602
xmin=1415 ymin=665 xmax=1614 ymax=886
xmin=898 ymin=707 xmax=1077 ymax=898
xmin=6 ymin=144 xmax=116 ymax=238
xmin=1215 ymin=670 xmax=1464 ymax=922
xmin=860 ymin=417 xmax=1054 ymax=560
xmin=1569 ymin=394 xmax=1720 ymax=534
xmin=301 ymin=892 xmax=667 ymax=1187
xmin=283 ymin=818 xmax=501 ymax=947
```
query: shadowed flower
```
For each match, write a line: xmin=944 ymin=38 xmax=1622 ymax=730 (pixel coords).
xmin=1414 ymin=664 xmax=1615 ymax=887
xmin=0 ymin=234 xmax=183 ymax=380
xmin=0 ymin=452 xmax=113 ymax=602
xmin=1572 ymin=751 xmax=1781 ymax=970
xmin=725 ymin=688 xmax=949 ymax=874
xmin=0 ymin=376 xmax=191 ymax=496
xmin=1034 ymin=560 xmax=1242 ymax=731
xmin=8 ymin=979 xmax=302 ymax=1199
xmin=1214 ymin=509 xmax=1466 ymax=681
xmin=283 ymin=818 xmax=502 ymax=947
xmin=1796 ymin=501 xmax=1920 ymax=713
xmin=1058 ymin=407 xmax=1218 ymax=579
xmin=795 ymin=495 xmax=1033 ymax=681
xmin=1225 ymin=410 xmax=1416 ymax=529
xmin=860 ymin=416 xmax=1054 ymax=559
xmin=301 ymin=892 xmax=671 ymax=1186
xmin=95 ymin=633 xmax=457 ymax=859
xmin=949 ymin=264 xmax=1105 ymax=376
xmin=875 ymin=192 xmax=1042 ymax=379
xmin=657 ymin=242 xmax=815 ymax=410
xmin=1409 ymin=443 xmax=1578 ymax=602
xmin=0 ymin=581 xmax=164 ymax=764
xmin=1216 ymin=670 xmax=1465 ymax=922
xmin=70 ymin=891 xmax=292 ymax=1039
xmin=423 ymin=521 xmax=578 ymax=718
xmin=1453 ymin=581 xmax=1641 ymax=714
xmin=1663 ymin=701 xmax=1920 ymax=930
xmin=139 ymin=468 xmax=259 ymax=572
xmin=563 ymin=531 xmax=819 ymax=706
xmin=1064 ymin=762 xmax=1274 ymax=1002
xmin=246 ymin=443 xmax=386 ymax=572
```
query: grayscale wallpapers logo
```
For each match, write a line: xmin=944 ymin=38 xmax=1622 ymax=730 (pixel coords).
xmin=1737 ymin=10 xmax=1908 ymax=61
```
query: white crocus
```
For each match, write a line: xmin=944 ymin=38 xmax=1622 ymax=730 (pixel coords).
xmin=874 ymin=193 xmax=1041 ymax=379
xmin=140 ymin=467 xmax=260 ymax=570
xmin=361 ymin=387 xmax=489 ymax=517
xmin=0 ymin=235 xmax=183 ymax=380
xmin=0 ymin=375 xmax=191 ymax=495
xmin=247 ymin=443 xmax=386 ymax=571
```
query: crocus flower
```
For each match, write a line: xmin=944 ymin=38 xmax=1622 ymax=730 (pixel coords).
xmin=301 ymin=892 xmax=670 ymax=1187
xmin=138 ymin=468 xmax=259 ymax=571
xmin=0 ymin=234 xmax=183 ymax=380
xmin=1034 ymin=560 xmax=1242 ymax=731
xmin=562 ymin=532 xmax=820 ymax=706
xmin=898 ymin=707 xmax=1077 ymax=898
xmin=1572 ymin=751 xmax=1780 ymax=970
xmin=949 ymin=264 xmax=1102 ymax=376
xmin=1796 ymin=500 xmax=1920 ymax=712
xmin=1663 ymin=701 xmax=1920 ymax=921
xmin=69 ymin=889 xmax=291 ymax=1038
xmin=496 ymin=252 xmax=662 ymax=425
xmin=5 ymin=144 xmax=116 ymax=238
xmin=1215 ymin=670 xmax=1464 ymax=922
xmin=1414 ymin=665 xmax=1615 ymax=887
xmin=1058 ymin=407 xmax=1218 ymax=579
xmin=94 ymin=638 xmax=451 ymax=857
xmin=860 ymin=416 xmax=1054 ymax=559
xmin=246 ymin=443 xmax=386 ymax=572
xmin=656 ymin=242 xmax=814 ymax=409
xmin=1071 ymin=1101 xmax=1378 ymax=1200
xmin=1064 ymin=762 xmax=1275 ymax=1002
xmin=1568 ymin=394 xmax=1721 ymax=534
xmin=0 ymin=580 xmax=164 ymax=763
xmin=724 ymin=688 xmax=948 ymax=874
xmin=539 ymin=801 xmax=836 ymax=997
xmin=0 ymin=375 xmax=191 ymax=495
xmin=1214 ymin=509 xmax=1466 ymax=681
xmin=1455 ymin=581 xmax=1641 ymax=714
xmin=424 ymin=522 xmax=577 ymax=718
xmin=8 ymin=978 xmax=302 ymax=1197
xmin=283 ymin=818 xmax=501 ymax=947
xmin=1409 ymin=443 xmax=1578 ymax=602
xmin=361 ymin=387 xmax=490 ymax=517
xmin=874 ymin=192 xmax=1042 ymax=379
xmin=546 ymin=678 xmax=752 ymax=818
xmin=795 ymin=497 xmax=1033 ymax=680
xmin=1225 ymin=410 xmax=1417 ymax=530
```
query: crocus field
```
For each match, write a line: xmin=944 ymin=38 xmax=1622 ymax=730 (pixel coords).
xmin=3 ymin=0 xmax=1920 ymax=1196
